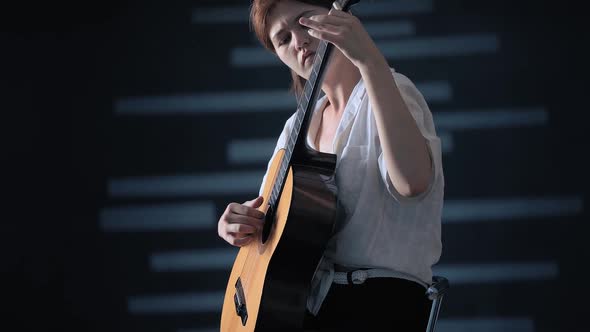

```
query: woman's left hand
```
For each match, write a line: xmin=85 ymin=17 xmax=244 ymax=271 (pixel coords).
xmin=299 ymin=9 xmax=382 ymax=69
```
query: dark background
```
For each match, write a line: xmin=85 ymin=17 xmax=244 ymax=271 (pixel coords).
xmin=4 ymin=0 xmax=589 ymax=331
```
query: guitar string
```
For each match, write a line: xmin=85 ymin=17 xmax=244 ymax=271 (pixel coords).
xmin=231 ymin=0 xmax=349 ymax=308
xmin=239 ymin=152 xmax=282 ymax=293
xmin=238 ymin=38 xmax=329 ymax=296
xmin=238 ymin=47 xmax=315 ymax=292
xmin=239 ymin=68 xmax=314 ymax=290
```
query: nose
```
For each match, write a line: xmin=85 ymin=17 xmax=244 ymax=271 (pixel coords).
xmin=293 ymin=28 xmax=310 ymax=51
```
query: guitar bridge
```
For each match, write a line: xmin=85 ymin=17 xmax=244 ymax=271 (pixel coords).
xmin=234 ymin=277 xmax=248 ymax=326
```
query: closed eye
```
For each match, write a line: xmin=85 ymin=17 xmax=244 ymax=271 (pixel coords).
xmin=278 ymin=34 xmax=291 ymax=47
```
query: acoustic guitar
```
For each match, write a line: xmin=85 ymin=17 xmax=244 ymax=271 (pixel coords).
xmin=220 ymin=0 xmax=360 ymax=330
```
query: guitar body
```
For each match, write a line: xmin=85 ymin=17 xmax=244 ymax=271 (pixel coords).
xmin=221 ymin=148 xmax=338 ymax=331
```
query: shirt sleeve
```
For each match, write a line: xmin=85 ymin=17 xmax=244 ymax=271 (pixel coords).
xmin=258 ymin=113 xmax=298 ymax=196
xmin=377 ymin=71 xmax=444 ymax=202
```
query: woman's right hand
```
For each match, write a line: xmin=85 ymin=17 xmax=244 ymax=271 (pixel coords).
xmin=218 ymin=196 xmax=265 ymax=247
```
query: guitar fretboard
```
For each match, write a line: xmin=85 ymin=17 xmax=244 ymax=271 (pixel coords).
xmin=269 ymin=39 xmax=332 ymax=207
xmin=268 ymin=0 xmax=358 ymax=207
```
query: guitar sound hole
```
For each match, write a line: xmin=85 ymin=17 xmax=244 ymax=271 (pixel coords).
xmin=261 ymin=203 xmax=274 ymax=244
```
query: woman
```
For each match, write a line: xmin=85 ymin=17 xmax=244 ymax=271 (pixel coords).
xmin=218 ymin=0 xmax=444 ymax=330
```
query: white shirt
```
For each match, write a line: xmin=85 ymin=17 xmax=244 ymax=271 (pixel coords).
xmin=259 ymin=70 xmax=444 ymax=315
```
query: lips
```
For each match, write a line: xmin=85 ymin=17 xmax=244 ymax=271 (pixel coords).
xmin=301 ymin=51 xmax=315 ymax=66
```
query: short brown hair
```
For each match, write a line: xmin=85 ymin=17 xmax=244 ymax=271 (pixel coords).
xmin=249 ymin=0 xmax=333 ymax=96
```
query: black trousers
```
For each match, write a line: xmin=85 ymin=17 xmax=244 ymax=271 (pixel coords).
xmin=303 ymin=277 xmax=432 ymax=331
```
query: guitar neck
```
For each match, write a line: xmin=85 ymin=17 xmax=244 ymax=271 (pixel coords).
xmin=268 ymin=0 xmax=359 ymax=208
xmin=287 ymin=39 xmax=331 ymax=161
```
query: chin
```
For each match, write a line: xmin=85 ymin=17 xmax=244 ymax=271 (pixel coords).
xmin=301 ymin=68 xmax=312 ymax=80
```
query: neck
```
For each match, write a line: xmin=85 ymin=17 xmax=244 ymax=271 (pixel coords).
xmin=320 ymin=50 xmax=361 ymax=113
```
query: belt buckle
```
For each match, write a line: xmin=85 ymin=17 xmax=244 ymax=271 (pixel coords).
xmin=347 ymin=269 xmax=368 ymax=284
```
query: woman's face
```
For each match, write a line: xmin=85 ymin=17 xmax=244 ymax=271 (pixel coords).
xmin=267 ymin=0 xmax=329 ymax=79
